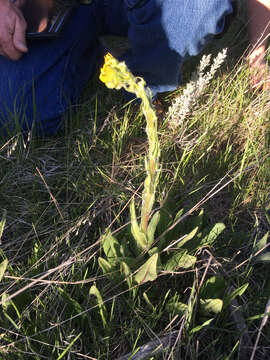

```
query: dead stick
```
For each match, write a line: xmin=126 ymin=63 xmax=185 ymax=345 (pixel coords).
xmin=250 ymin=297 xmax=270 ymax=360
xmin=229 ymin=287 xmax=252 ymax=360
xmin=116 ymin=331 xmax=179 ymax=360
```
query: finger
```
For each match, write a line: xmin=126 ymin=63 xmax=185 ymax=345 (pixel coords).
xmin=1 ymin=30 xmax=22 ymax=60
xmin=13 ymin=15 xmax=27 ymax=53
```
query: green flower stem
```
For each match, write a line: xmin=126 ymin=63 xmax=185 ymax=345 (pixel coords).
xmin=100 ymin=54 xmax=160 ymax=239
xmin=138 ymin=87 xmax=160 ymax=233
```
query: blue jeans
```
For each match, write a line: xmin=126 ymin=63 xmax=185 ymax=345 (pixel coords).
xmin=0 ymin=0 xmax=232 ymax=136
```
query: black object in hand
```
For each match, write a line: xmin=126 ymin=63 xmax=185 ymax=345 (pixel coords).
xmin=22 ymin=0 xmax=78 ymax=39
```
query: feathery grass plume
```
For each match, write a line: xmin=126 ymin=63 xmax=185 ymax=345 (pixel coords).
xmin=100 ymin=54 xmax=160 ymax=242
xmin=168 ymin=48 xmax=228 ymax=128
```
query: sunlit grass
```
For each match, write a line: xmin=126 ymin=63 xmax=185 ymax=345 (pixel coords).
xmin=0 ymin=21 xmax=270 ymax=360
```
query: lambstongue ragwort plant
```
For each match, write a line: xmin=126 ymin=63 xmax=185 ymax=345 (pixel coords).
xmin=99 ymin=54 xmax=225 ymax=290
xmin=100 ymin=53 xmax=160 ymax=237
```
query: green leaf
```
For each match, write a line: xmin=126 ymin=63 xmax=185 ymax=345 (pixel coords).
xmin=230 ymin=283 xmax=249 ymax=299
xmin=253 ymin=232 xmax=269 ymax=253
xmin=120 ymin=261 xmax=133 ymax=288
xmin=120 ymin=257 xmax=137 ymax=269
xmin=157 ymin=208 xmax=173 ymax=235
xmin=200 ymin=298 xmax=223 ymax=315
xmin=200 ymin=276 xmax=225 ymax=299
xmin=134 ymin=253 xmax=158 ymax=284
xmin=120 ymin=241 xmax=132 ymax=258
xmin=166 ymin=301 xmax=187 ymax=316
xmin=174 ymin=208 xmax=184 ymax=221
xmin=146 ymin=211 xmax=160 ymax=246
xmin=89 ymin=284 xmax=105 ymax=304
xmin=186 ymin=279 xmax=197 ymax=330
xmin=120 ymin=261 xmax=131 ymax=276
xmin=252 ymin=233 xmax=270 ymax=264
xmin=253 ymin=252 xmax=270 ymax=264
xmin=57 ymin=332 xmax=82 ymax=360
xmin=98 ymin=257 xmax=113 ymax=275
xmin=266 ymin=211 xmax=270 ymax=226
xmin=194 ymin=209 xmax=204 ymax=226
xmin=130 ymin=199 xmax=148 ymax=252
xmin=0 ymin=259 xmax=8 ymax=282
xmin=58 ymin=288 xmax=83 ymax=316
xmin=181 ymin=209 xmax=204 ymax=236
xmin=0 ymin=210 xmax=6 ymax=242
xmin=143 ymin=292 xmax=155 ymax=310
xmin=148 ymin=246 xmax=159 ymax=257
xmin=201 ymin=223 xmax=225 ymax=246
xmin=89 ymin=284 xmax=107 ymax=328
xmin=177 ymin=227 xmax=199 ymax=248
xmin=189 ymin=318 xmax=214 ymax=335
xmin=164 ymin=251 xmax=196 ymax=271
xmin=1 ymin=292 xmax=10 ymax=310
xmin=224 ymin=283 xmax=249 ymax=308
xmin=3 ymin=309 xmax=20 ymax=330
xmin=102 ymin=232 xmax=121 ymax=265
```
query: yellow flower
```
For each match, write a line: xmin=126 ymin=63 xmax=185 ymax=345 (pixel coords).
xmin=99 ymin=53 xmax=123 ymax=90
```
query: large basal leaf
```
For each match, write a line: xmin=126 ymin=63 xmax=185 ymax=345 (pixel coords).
xmin=166 ymin=300 xmax=188 ymax=316
xmin=177 ymin=227 xmax=199 ymax=248
xmin=89 ymin=284 xmax=105 ymax=305
xmin=252 ymin=233 xmax=270 ymax=264
xmin=200 ymin=298 xmax=223 ymax=315
xmin=98 ymin=257 xmax=113 ymax=275
xmin=0 ymin=259 xmax=8 ymax=282
xmin=200 ymin=276 xmax=225 ymax=299
xmin=120 ymin=256 xmax=138 ymax=269
xmin=134 ymin=253 xmax=158 ymax=284
xmin=164 ymin=250 xmax=196 ymax=271
xmin=146 ymin=211 xmax=160 ymax=247
xmin=102 ymin=232 xmax=121 ymax=265
xmin=130 ymin=199 xmax=148 ymax=252
xmin=89 ymin=284 xmax=107 ymax=328
xmin=120 ymin=261 xmax=133 ymax=288
xmin=201 ymin=223 xmax=225 ymax=246
xmin=223 ymin=283 xmax=249 ymax=308
xmin=156 ymin=208 xmax=173 ymax=235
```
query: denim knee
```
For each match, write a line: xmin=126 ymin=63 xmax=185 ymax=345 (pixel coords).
xmin=0 ymin=58 xmax=72 ymax=136
xmin=122 ymin=0 xmax=233 ymax=97
xmin=0 ymin=5 xmax=100 ymax=137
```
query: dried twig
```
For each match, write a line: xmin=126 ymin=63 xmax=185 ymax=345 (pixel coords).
xmin=229 ymin=286 xmax=252 ymax=360
xmin=116 ymin=331 xmax=179 ymax=360
xmin=250 ymin=297 xmax=270 ymax=360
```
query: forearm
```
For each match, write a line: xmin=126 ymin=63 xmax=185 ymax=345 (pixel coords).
xmin=248 ymin=0 xmax=270 ymax=64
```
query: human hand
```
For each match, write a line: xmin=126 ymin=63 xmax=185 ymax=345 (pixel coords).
xmin=249 ymin=60 xmax=270 ymax=91
xmin=247 ymin=47 xmax=270 ymax=91
xmin=0 ymin=0 xmax=28 ymax=61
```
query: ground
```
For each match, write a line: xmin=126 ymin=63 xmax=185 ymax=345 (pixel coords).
xmin=0 ymin=4 xmax=269 ymax=360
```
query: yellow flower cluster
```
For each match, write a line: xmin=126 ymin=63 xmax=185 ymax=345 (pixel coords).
xmin=99 ymin=53 xmax=139 ymax=92
xmin=99 ymin=53 xmax=121 ymax=89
